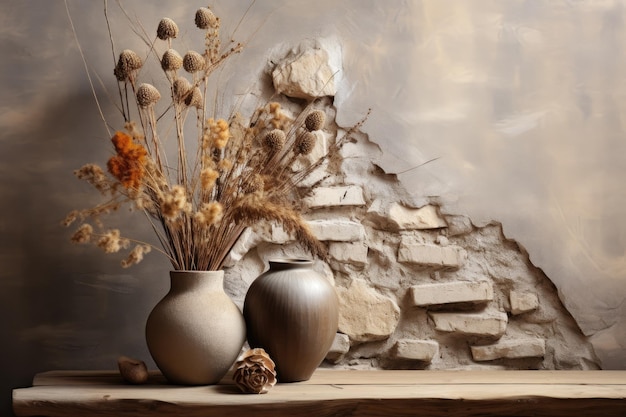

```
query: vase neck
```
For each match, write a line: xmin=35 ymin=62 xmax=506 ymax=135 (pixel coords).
xmin=268 ymin=258 xmax=313 ymax=271
xmin=169 ymin=270 xmax=225 ymax=293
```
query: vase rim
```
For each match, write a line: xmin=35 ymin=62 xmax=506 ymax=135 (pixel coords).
xmin=169 ymin=270 xmax=224 ymax=275
xmin=268 ymin=258 xmax=313 ymax=265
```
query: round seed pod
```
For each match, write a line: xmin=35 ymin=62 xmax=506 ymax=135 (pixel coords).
xmin=157 ymin=17 xmax=179 ymax=40
xmin=304 ymin=110 xmax=326 ymax=131
xmin=263 ymin=129 xmax=286 ymax=153
xmin=172 ymin=78 xmax=192 ymax=102
xmin=136 ymin=83 xmax=161 ymax=107
xmin=161 ymin=49 xmax=183 ymax=71
xmin=195 ymin=7 xmax=218 ymax=30
xmin=295 ymin=131 xmax=316 ymax=155
xmin=185 ymin=87 xmax=203 ymax=109
xmin=183 ymin=51 xmax=206 ymax=73
xmin=114 ymin=49 xmax=142 ymax=81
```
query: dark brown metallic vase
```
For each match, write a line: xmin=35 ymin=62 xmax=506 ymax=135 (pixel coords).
xmin=243 ymin=258 xmax=339 ymax=382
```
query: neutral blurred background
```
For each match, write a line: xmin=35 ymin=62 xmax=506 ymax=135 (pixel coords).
xmin=2 ymin=0 xmax=626 ymax=415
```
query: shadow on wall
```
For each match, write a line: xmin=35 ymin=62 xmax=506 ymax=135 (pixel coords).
xmin=1 ymin=92 xmax=170 ymax=416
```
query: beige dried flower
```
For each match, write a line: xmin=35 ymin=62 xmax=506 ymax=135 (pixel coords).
xmin=161 ymin=49 xmax=183 ymax=71
xmin=74 ymin=163 xmax=109 ymax=193
xmin=160 ymin=185 xmax=190 ymax=220
xmin=184 ymin=87 xmax=203 ymax=108
xmin=183 ymin=51 xmax=206 ymax=73
xmin=97 ymin=229 xmax=129 ymax=253
xmin=71 ymin=223 xmax=93 ymax=243
xmin=233 ymin=348 xmax=277 ymax=394
xmin=263 ymin=129 xmax=286 ymax=153
xmin=136 ymin=83 xmax=161 ymax=107
xmin=195 ymin=7 xmax=218 ymax=30
xmin=304 ymin=109 xmax=326 ymax=131
xmin=193 ymin=202 xmax=223 ymax=226
xmin=200 ymin=167 xmax=219 ymax=191
xmin=295 ymin=131 xmax=316 ymax=155
xmin=121 ymin=244 xmax=152 ymax=268
xmin=114 ymin=49 xmax=142 ymax=81
xmin=157 ymin=17 xmax=179 ymax=40
xmin=172 ymin=77 xmax=192 ymax=102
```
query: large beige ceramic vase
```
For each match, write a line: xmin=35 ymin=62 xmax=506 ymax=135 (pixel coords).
xmin=145 ymin=270 xmax=246 ymax=385
xmin=244 ymin=259 xmax=339 ymax=382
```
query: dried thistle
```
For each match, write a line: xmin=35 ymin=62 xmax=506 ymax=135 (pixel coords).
xmin=183 ymin=50 xmax=205 ymax=73
xmin=305 ymin=109 xmax=326 ymax=131
xmin=157 ymin=17 xmax=179 ymax=40
xmin=195 ymin=7 xmax=218 ymax=30
xmin=295 ymin=131 xmax=316 ymax=155
xmin=114 ymin=49 xmax=142 ymax=81
xmin=136 ymin=83 xmax=161 ymax=108
xmin=161 ymin=49 xmax=183 ymax=71
xmin=263 ymin=129 xmax=286 ymax=153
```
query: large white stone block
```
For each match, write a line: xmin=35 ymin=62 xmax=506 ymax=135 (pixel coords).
xmin=398 ymin=240 xmax=466 ymax=268
xmin=328 ymin=241 xmax=368 ymax=266
xmin=304 ymin=185 xmax=366 ymax=208
xmin=510 ymin=291 xmax=540 ymax=315
xmin=471 ymin=338 xmax=546 ymax=361
xmin=307 ymin=219 xmax=366 ymax=242
xmin=429 ymin=310 xmax=508 ymax=338
xmin=337 ymin=279 xmax=400 ymax=342
xmin=272 ymin=46 xmax=337 ymax=100
xmin=393 ymin=339 xmax=439 ymax=362
xmin=409 ymin=281 xmax=493 ymax=307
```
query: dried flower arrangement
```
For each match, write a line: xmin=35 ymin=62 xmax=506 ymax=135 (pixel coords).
xmin=63 ymin=5 xmax=366 ymax=271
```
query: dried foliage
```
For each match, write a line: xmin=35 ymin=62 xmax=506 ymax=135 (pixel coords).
xmin=64 ymin=4 xmax=365 ymax=271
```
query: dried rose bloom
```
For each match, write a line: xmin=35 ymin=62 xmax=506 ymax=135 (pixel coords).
xmin=304 ymin=109 xmax=326 ymax=131
xmin=195 ymin=7 xmax=218 ymax=30
xmin=161 ymin=49 xmax=183 ymax=71
xmin=233 ymin=348 xmax=277 ymax=394
xmin=183 ymin=50 xmax=205 ymax=73
xmin=157 ymin=17 xmax=179 ymax=40
xmin=136 ymin=83 xmax=161 ymax=107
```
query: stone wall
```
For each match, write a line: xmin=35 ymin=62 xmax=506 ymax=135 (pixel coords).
xmin=224 ymin=41 xmax=600 ymax=370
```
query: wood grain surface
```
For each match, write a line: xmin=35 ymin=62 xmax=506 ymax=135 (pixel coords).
xmin=13 ymin=369 xmax=626 ymax=417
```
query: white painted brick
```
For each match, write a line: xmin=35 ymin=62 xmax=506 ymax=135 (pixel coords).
xmin=388 ymin=203 xmax=447 ymax=230
xmin=304 ymin=185 xmax=366 ymax=208
xmin=429 ymin=310 xmax=508 ymax=338
xmin=325 ymin=333 xmax=351 ymax=363
xmin=471 ymin=338 xmax=546 ymax=361
xmin=510 ymin=291 xmax=539 ymax=315
xmin=409 ymin=281 xmax=493 ymax=307
xmin=307 ymin=219 xmax=365 ymax=242
xmin=328 ymin=241 xmax=368 ymax=265
xmin=394 ymin=339 xmax=439 ymax=362
xmin=398 ymin=240 xmax=466 ymax=268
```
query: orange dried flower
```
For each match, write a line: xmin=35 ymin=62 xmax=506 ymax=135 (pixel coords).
xmin=107 ymin=131 xmax=147 ymax=189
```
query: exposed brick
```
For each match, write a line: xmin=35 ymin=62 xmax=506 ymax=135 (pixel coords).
xmin=471 ymin=338 xmax=546 ymax=361
xmin=409 ymin=281 xmax=493 ymax=307
xmin=429 ymin=310 xmax=508 ymax=338
xmin=393 ymin=339 xmax=439 ymax=362
xmin=510 ymin=291 xmax=539 ymax=315
xmin=328 ymin=241 xmax=368 ymax=265
xmin=337 ymin=279 xmax=400 ymax=342
xmin=307 ymin=219 xmax=365 ymax=242
xmin=398 ymin=240 xmax=466 ymax=268
xmin=305 ymin=185 xmax=366 ymax=208
xmin=388 ymin=203 xmax=447 ymax=230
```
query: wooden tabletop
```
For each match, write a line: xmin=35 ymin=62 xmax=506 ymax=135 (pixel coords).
xmin=12 ymin=369 xmax=626 ymax=417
